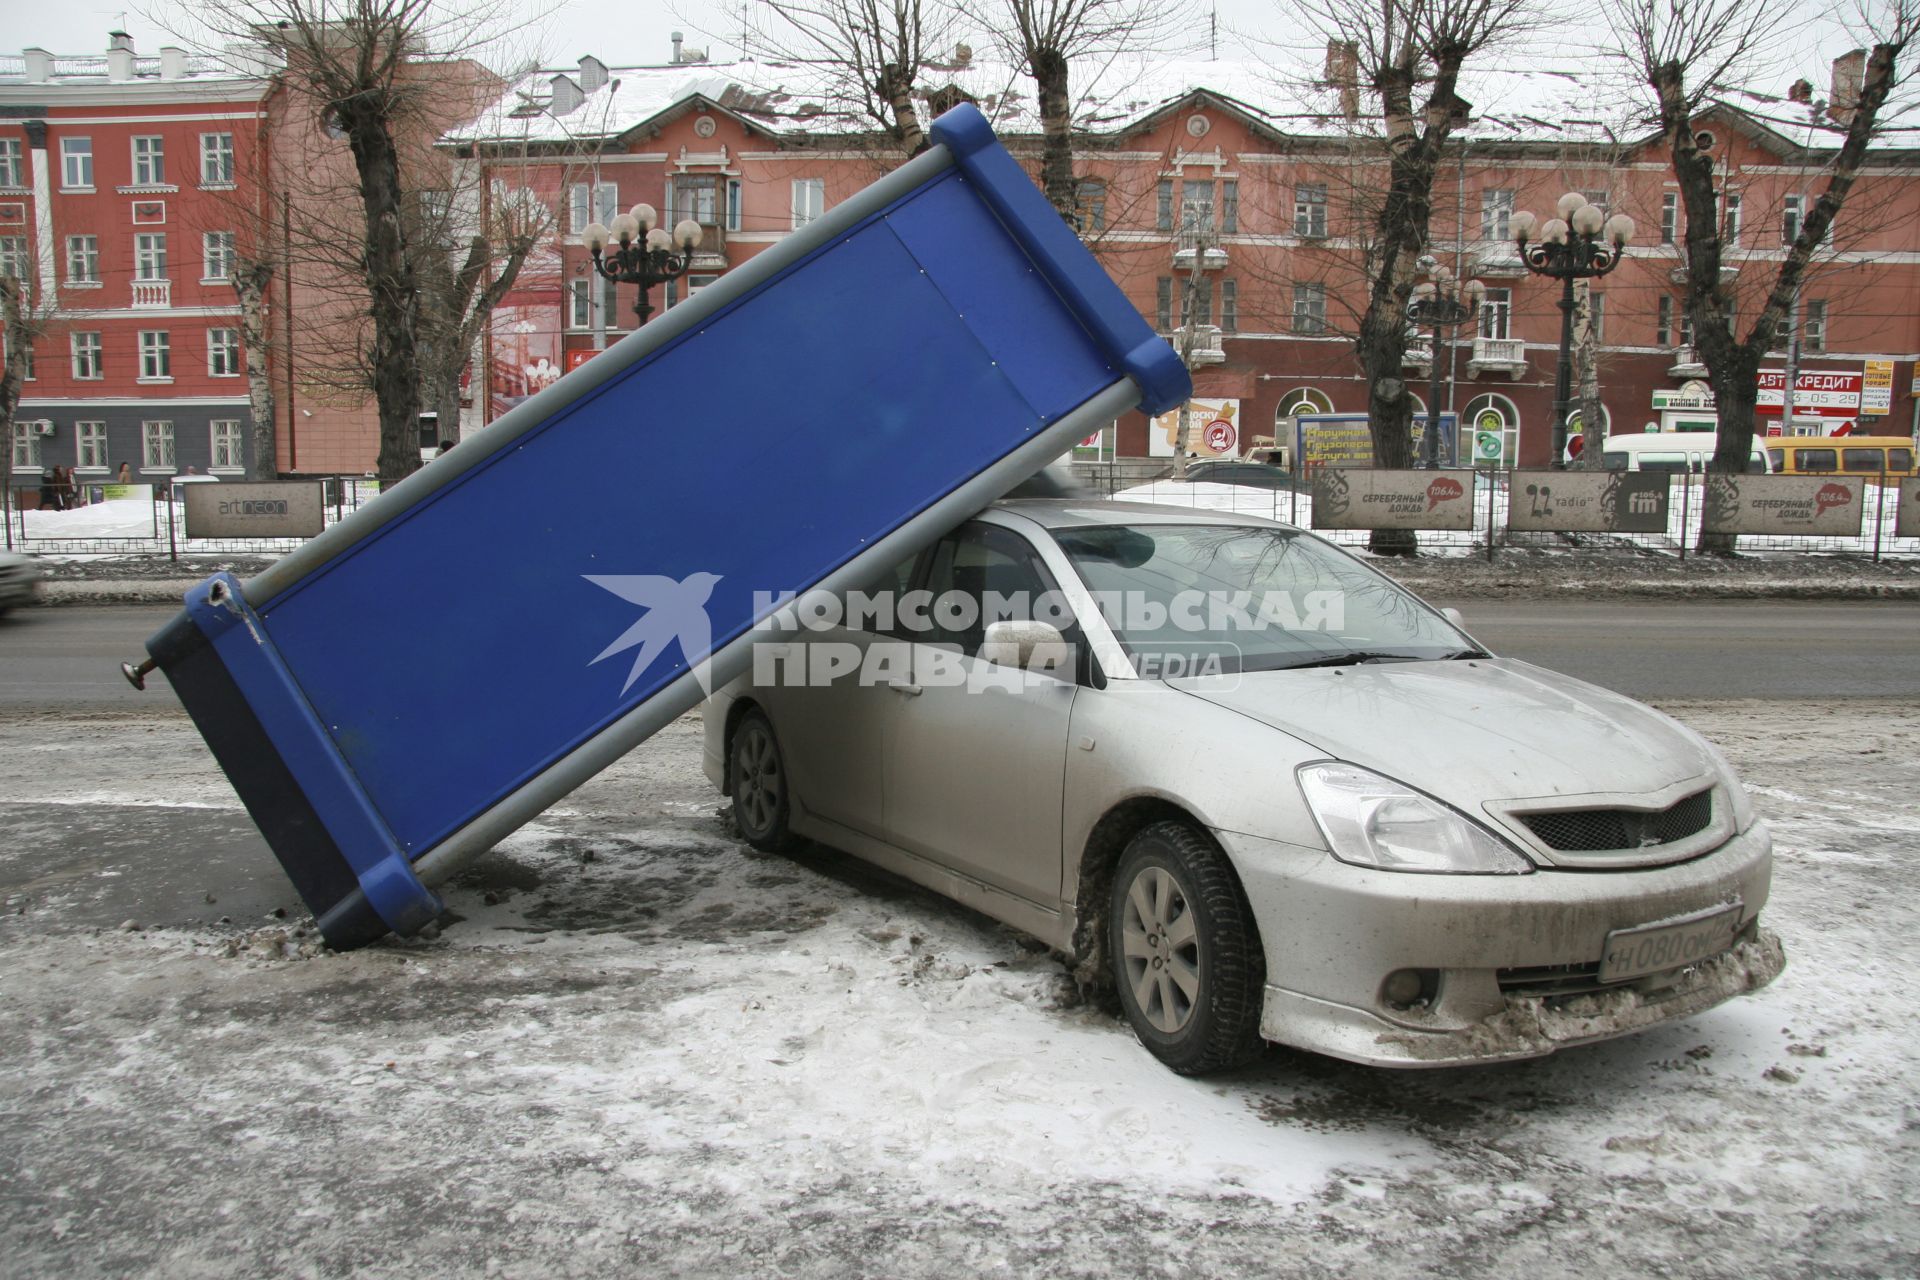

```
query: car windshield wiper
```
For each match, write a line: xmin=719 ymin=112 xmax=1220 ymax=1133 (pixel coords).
xmin=1268 ymin=650 xmax=1431 ymax=670
xmin=1440 ymin=647 xmax=1492 ymax=660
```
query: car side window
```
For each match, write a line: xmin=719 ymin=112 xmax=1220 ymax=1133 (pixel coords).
xmin=919 ymin=525 xmax=1054 ymax=658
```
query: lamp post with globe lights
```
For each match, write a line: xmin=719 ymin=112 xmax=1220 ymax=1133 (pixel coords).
xmin=1407 ymin=256 xmax=1486 ymax=468
xmin=582 ymin=204 xmax=704 ymax=327
xmin=1511 ymin=193 xmax=1635 ymax=467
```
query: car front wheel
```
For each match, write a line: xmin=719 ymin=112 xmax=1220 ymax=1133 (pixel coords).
xmin=1110 ymin=820 xmax=1267 ymax=1075
xmin=730 ymin=707 xmax=798 ymax=854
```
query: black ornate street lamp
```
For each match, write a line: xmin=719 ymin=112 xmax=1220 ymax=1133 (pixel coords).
xmin=1511 ymin=194 xmax=1635 ymax=467
xmin=583 ymin=203 xmax=704 ymax=327
xmin=1407 ymin=256 xmax=1485 ymax=468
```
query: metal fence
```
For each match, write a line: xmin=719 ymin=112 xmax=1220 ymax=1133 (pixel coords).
xmin=1070 ymin=463 xmax=1920 ymax=561
xmin=3 ymin=477 xmax=382 ymax=559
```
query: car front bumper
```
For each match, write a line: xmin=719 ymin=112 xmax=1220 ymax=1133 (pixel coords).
xmin=1217 ymin=821 xmax=1781 ymax=1068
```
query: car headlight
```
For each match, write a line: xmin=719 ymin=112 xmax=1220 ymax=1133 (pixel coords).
xmin=1297 ymin=763 xmax=1534 ymax=875
xmin=1707 ymin=750 xmax=1758 ymax=832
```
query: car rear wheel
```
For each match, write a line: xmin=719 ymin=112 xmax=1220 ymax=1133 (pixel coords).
xmin=1110 ymin=820 xmax=1266 ymax=1075
xmin=730 ymin=707 xmax=798 ymax=854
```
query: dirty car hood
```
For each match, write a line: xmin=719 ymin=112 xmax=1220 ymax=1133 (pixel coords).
xmin=1169 ymin=658 xmax=1717 ymax=808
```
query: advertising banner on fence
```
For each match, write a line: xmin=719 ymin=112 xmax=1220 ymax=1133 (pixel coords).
xmin=1899 ymin=478 xmax=1920 ymax=538
xmin=1508 ymin=471 xmax=1670 ymax=533
xmin=1311 ymin=469 xmax=1475 ymax=530
xmin=183 ymin=482 xmax=326 ymax=539
xmin=1150 ymin=399 xmax=1242 ymax=458
xmin=1701 ymin=475 xmax=1866 ymax=536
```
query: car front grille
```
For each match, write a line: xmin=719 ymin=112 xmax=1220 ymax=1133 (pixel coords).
xmin=1517 ymin=788 xmax=1713 ymax=853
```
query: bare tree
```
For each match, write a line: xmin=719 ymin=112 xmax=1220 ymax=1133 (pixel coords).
xmin=967 ymin=0 xmax=1195 ymax=221
xmin=189 ymin=0 xmax=519 ymax=488
xmin=1285 ymin=0 xmax=1528 ymax=553
xmin=1613 ymin=0 xmax=1917 ymax=550
xmin=745 ymin=0 xmax=966 ymax=159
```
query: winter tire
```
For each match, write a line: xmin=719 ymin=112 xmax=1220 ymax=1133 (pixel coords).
xmin=1110 ymin=820 xmax=1267 ymax=1075
xmin=730 ymin=707 xmax=799 ymax=854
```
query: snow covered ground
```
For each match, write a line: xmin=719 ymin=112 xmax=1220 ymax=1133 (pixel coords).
xmin=1 ymin=702 xmax=1916 ymax=1276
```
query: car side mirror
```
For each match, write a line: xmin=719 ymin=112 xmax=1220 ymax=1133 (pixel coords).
xmin=1441 ymin=607 xmax=1465 ymax=629
xmin=981 ymin=620 xmax=1070 ymax=672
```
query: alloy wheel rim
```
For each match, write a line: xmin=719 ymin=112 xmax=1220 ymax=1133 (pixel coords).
xmin=735 ymin=723 xmax=781 ymax=836
xmin=1120 ymin=865 xmax=1201 ymax=1035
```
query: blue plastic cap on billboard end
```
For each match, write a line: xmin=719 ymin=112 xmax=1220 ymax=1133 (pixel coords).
xmin=929 ymin=103 xmax=1192 ymax=418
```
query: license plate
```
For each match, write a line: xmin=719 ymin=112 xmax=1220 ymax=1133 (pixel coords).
xmin=1598 ymin=903 xmax=1743 ymax=983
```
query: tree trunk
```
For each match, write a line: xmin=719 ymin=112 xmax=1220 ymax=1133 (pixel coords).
xmin=1573 ymin=280 xmax=1603 ymax=471
xmin=435 ymin=377 xmax=463 ymax=449
xmin=1360 ymin=314 xmax=1417 ymax=555
xmin=879 ymin=62 xmax=928 ymax=156
xmin=1030 ymin=46 xmax=1076 ymax=222
xmin=234 ymin=261 xmax=279 ymax=480
xmin=337 ymin=95 xmax=423 ymax=490
xmin=0 ymin=277 xmax=25 ymax=536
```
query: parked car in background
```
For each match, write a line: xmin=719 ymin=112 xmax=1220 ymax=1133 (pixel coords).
xmin=1600 ymin=434 xmax=1773 ymax=473
xmin=1766 ymin=436 xmax=1916 ymax=478
xmin=702 ymin=501 xmax=1781 ymax=1074
xmin=0 ymin=551 xmax=44 ymax=616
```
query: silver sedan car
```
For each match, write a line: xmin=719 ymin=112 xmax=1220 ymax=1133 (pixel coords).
xmin=701 ymin=500 xmax=1781 ymax=1074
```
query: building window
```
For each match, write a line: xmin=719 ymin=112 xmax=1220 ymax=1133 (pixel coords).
xmin=132 ymin=136 xmax=166 ymax=186
xmin=1480 ymin=189 xmax=1514 ymax=241
xmin=569 ymin=278 xmax=592 ymax=328
xmin=1657 ymin=295 xmax=1674 ymax=346
xmin=203 ymin=232 xmax=235 ymax=281
xmin=135 ymin=233 xmax=167 ymax=280
xmin=1182 ymin=276 xmax=1212 ymax=328
xmin=1291 ymin=283 xmax=1326 ymax=335
xmin=1479 ymin=287 xmax=1512 ymax=340
xmin=1586 ymin=290 xmax=1605 ymax=342
xmin=726 ymin=179 xmax=742 ymax=232
xmin=602 ymin=275 xmax=622 ymax=330
xmin=1783 ymin=194 xmax=1803 ymax=244
xmin=1723 ymin=193 xmax=1742 ymax=246
xmin=66 ymin=235 xmax=100 ymax=284
xmin=211 ymin=420 xmax=244 ymax=469
xmin=1804 ymin=299 xmax=1827 ymax=352
xmin=0 ymin=139 xmax=20 ymax=189
xmin=1155 ymin=277 xmax=1172 ymax=330
xmin=1075 ymin=179 xmax=1106 ymax=233
xmin=15 ymin=339 xmax=32 ymax=380
xmin=1680 ymin=308 xmax=1694 ymax=348
xmin=1660 ymin=192 xmax=1678 ymax=245
xmin=791 ymin=177 xmax=824 ymax=230
xmin=142 ymin=420 xmax=176 ymax=470
xmin=200 ymin=133 xmax=235 ymax=185
xmin=672 ymin=176 xmax=718 ymax=226
xmin=1179 ymin=181 xmax=1214 ymax=232
xmin=568 ymin=183 xmax=620 ymax=233
xmin=61 ymin=137 xmax=93 ymax=188
xmin=12 ymin=424 xmax=42 ymax=470
xmin=1221 ymin=179 xmax=1238 ymax=234
xmin=71 ymin=331 xmax=103 ymax=379
xmin=1221 ymin=279 xmax=1237 ymax=333
xmin=1581 ymin=189 xmax=1610 ymax=212
xmin=77 ymin=421 xmax=107 ymax=469
xmin=139 ymin=331 xmax=171 ymax=380
xmin=1156 ymin=178 xmax=1174 ymax=232
xmin=0 ymin=236 xmax=25 ymax=281
xmin=1294 ymin=184 xmax=1327 ymax=238
xmin=208 ymin=327 xmax=240 ymax=376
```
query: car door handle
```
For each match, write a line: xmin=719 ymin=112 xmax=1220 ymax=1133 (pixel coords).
xmin=890 ymin=683 xmax=923 ymax=697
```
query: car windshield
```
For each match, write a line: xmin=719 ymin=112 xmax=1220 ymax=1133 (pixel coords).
xmin=1052 ymin=523 xmax=1479 ymax=676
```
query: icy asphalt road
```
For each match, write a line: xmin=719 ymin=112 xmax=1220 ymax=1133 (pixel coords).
xmin=5 ymin=600 xmax=1920 ymax=707
xmin=1 ymin=697 xmax=1916 ymax=1278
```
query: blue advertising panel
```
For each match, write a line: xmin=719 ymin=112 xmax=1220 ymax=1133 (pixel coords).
xmin=143 ymin=104 xmax=1189 ymax=948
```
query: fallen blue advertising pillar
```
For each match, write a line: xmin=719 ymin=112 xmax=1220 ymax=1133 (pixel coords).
xmin=138 ymin=103 xmax=1189 ymax=949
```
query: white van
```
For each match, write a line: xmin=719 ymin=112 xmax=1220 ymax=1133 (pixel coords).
xmin=1599 ymin=434 xmax=1772 ymax=474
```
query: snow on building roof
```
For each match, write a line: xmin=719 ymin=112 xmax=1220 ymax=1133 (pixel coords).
xmin=446 ymin=47 xmax=1901 ymax=155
